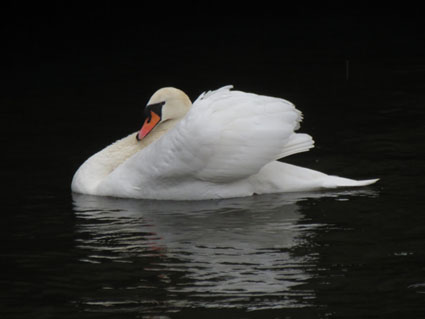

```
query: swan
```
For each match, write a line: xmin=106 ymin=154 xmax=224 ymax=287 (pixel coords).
xmin=71 ymin=86 xmax=378 ymax=200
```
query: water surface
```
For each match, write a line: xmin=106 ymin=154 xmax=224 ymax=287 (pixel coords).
xmin=2 ymin=58 xmax=425 ymax=318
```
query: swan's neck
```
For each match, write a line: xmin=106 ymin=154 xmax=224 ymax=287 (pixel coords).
xmin=72 ymin=119 xmax=179 ymax=194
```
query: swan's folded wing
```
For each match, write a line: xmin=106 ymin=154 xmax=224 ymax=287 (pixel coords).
xmin=100 ymin=86 xmax=309 ymax=196
xmin=191 ymin=87 xmax=305 ymax=182
xmin=147 ymin=86 xmax=306 ymax=181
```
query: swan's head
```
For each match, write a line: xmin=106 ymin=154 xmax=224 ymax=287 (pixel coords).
xmin=137 ymin=87 xmax=192 ymax=141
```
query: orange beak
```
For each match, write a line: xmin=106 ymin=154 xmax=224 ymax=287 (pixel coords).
xmin=137 ymin=111 xmax=161 ymax=140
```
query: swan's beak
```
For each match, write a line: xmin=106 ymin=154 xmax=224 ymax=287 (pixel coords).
xmin=137 ymin=111 xmax=161 ymax=141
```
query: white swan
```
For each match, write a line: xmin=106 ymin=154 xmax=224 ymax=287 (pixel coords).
xmin=71 ymin=86 xmax=378 ymax=200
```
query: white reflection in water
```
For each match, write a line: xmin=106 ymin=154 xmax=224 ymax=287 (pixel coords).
xmin=72 ymin=191 xmax=374 ymax=311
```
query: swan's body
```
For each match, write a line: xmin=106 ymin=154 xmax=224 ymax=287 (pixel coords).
xmin=71 ymin=86 xmax=378 ymax=200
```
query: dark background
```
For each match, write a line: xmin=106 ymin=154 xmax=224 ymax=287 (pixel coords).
xmin=2 ymin=3 xmax=424 ymax=190
xmin=2 ymin=3 xmax=425 ymax=318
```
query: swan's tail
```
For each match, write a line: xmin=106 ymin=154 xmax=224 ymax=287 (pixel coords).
xmin=321 ymin=175 xmax=379 ymax=188
xmin=272 ymin=134 xmax=379 ymax=189
xmin=253 ymin=161 xmax=379 ymax=194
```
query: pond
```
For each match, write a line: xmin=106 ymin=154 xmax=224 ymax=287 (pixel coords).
xmin=2 ymin=57 xmax=425 ymax=318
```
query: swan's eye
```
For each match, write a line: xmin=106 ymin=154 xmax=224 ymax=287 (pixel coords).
xmin=147 ymin=101 xmax=166 ymax=114
xmin=143 ymin=101 xmax=165 ymax=123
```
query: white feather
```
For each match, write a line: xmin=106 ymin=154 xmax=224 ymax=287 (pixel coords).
xmin=72 ymin=86 xmax=378 ymax=200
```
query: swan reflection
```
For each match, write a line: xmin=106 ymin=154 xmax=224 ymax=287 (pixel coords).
xmin=72 ymin=190 xmax=375 ymax=312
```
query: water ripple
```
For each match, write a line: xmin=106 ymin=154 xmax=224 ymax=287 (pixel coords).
xmin=72 ymin=191 xmax=367 ymax=313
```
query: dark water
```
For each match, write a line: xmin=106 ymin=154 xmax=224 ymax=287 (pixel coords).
xmin=2 ymin=12 xmax=425 ymax=318
xmin=2 ymin=57 xmax=425 ymax=319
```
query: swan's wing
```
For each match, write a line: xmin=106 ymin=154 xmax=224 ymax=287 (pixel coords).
xmin=99 ymin=86 xmax=313 ymax=195
xmin=186 ymin=86 xmax=313 ymax=182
